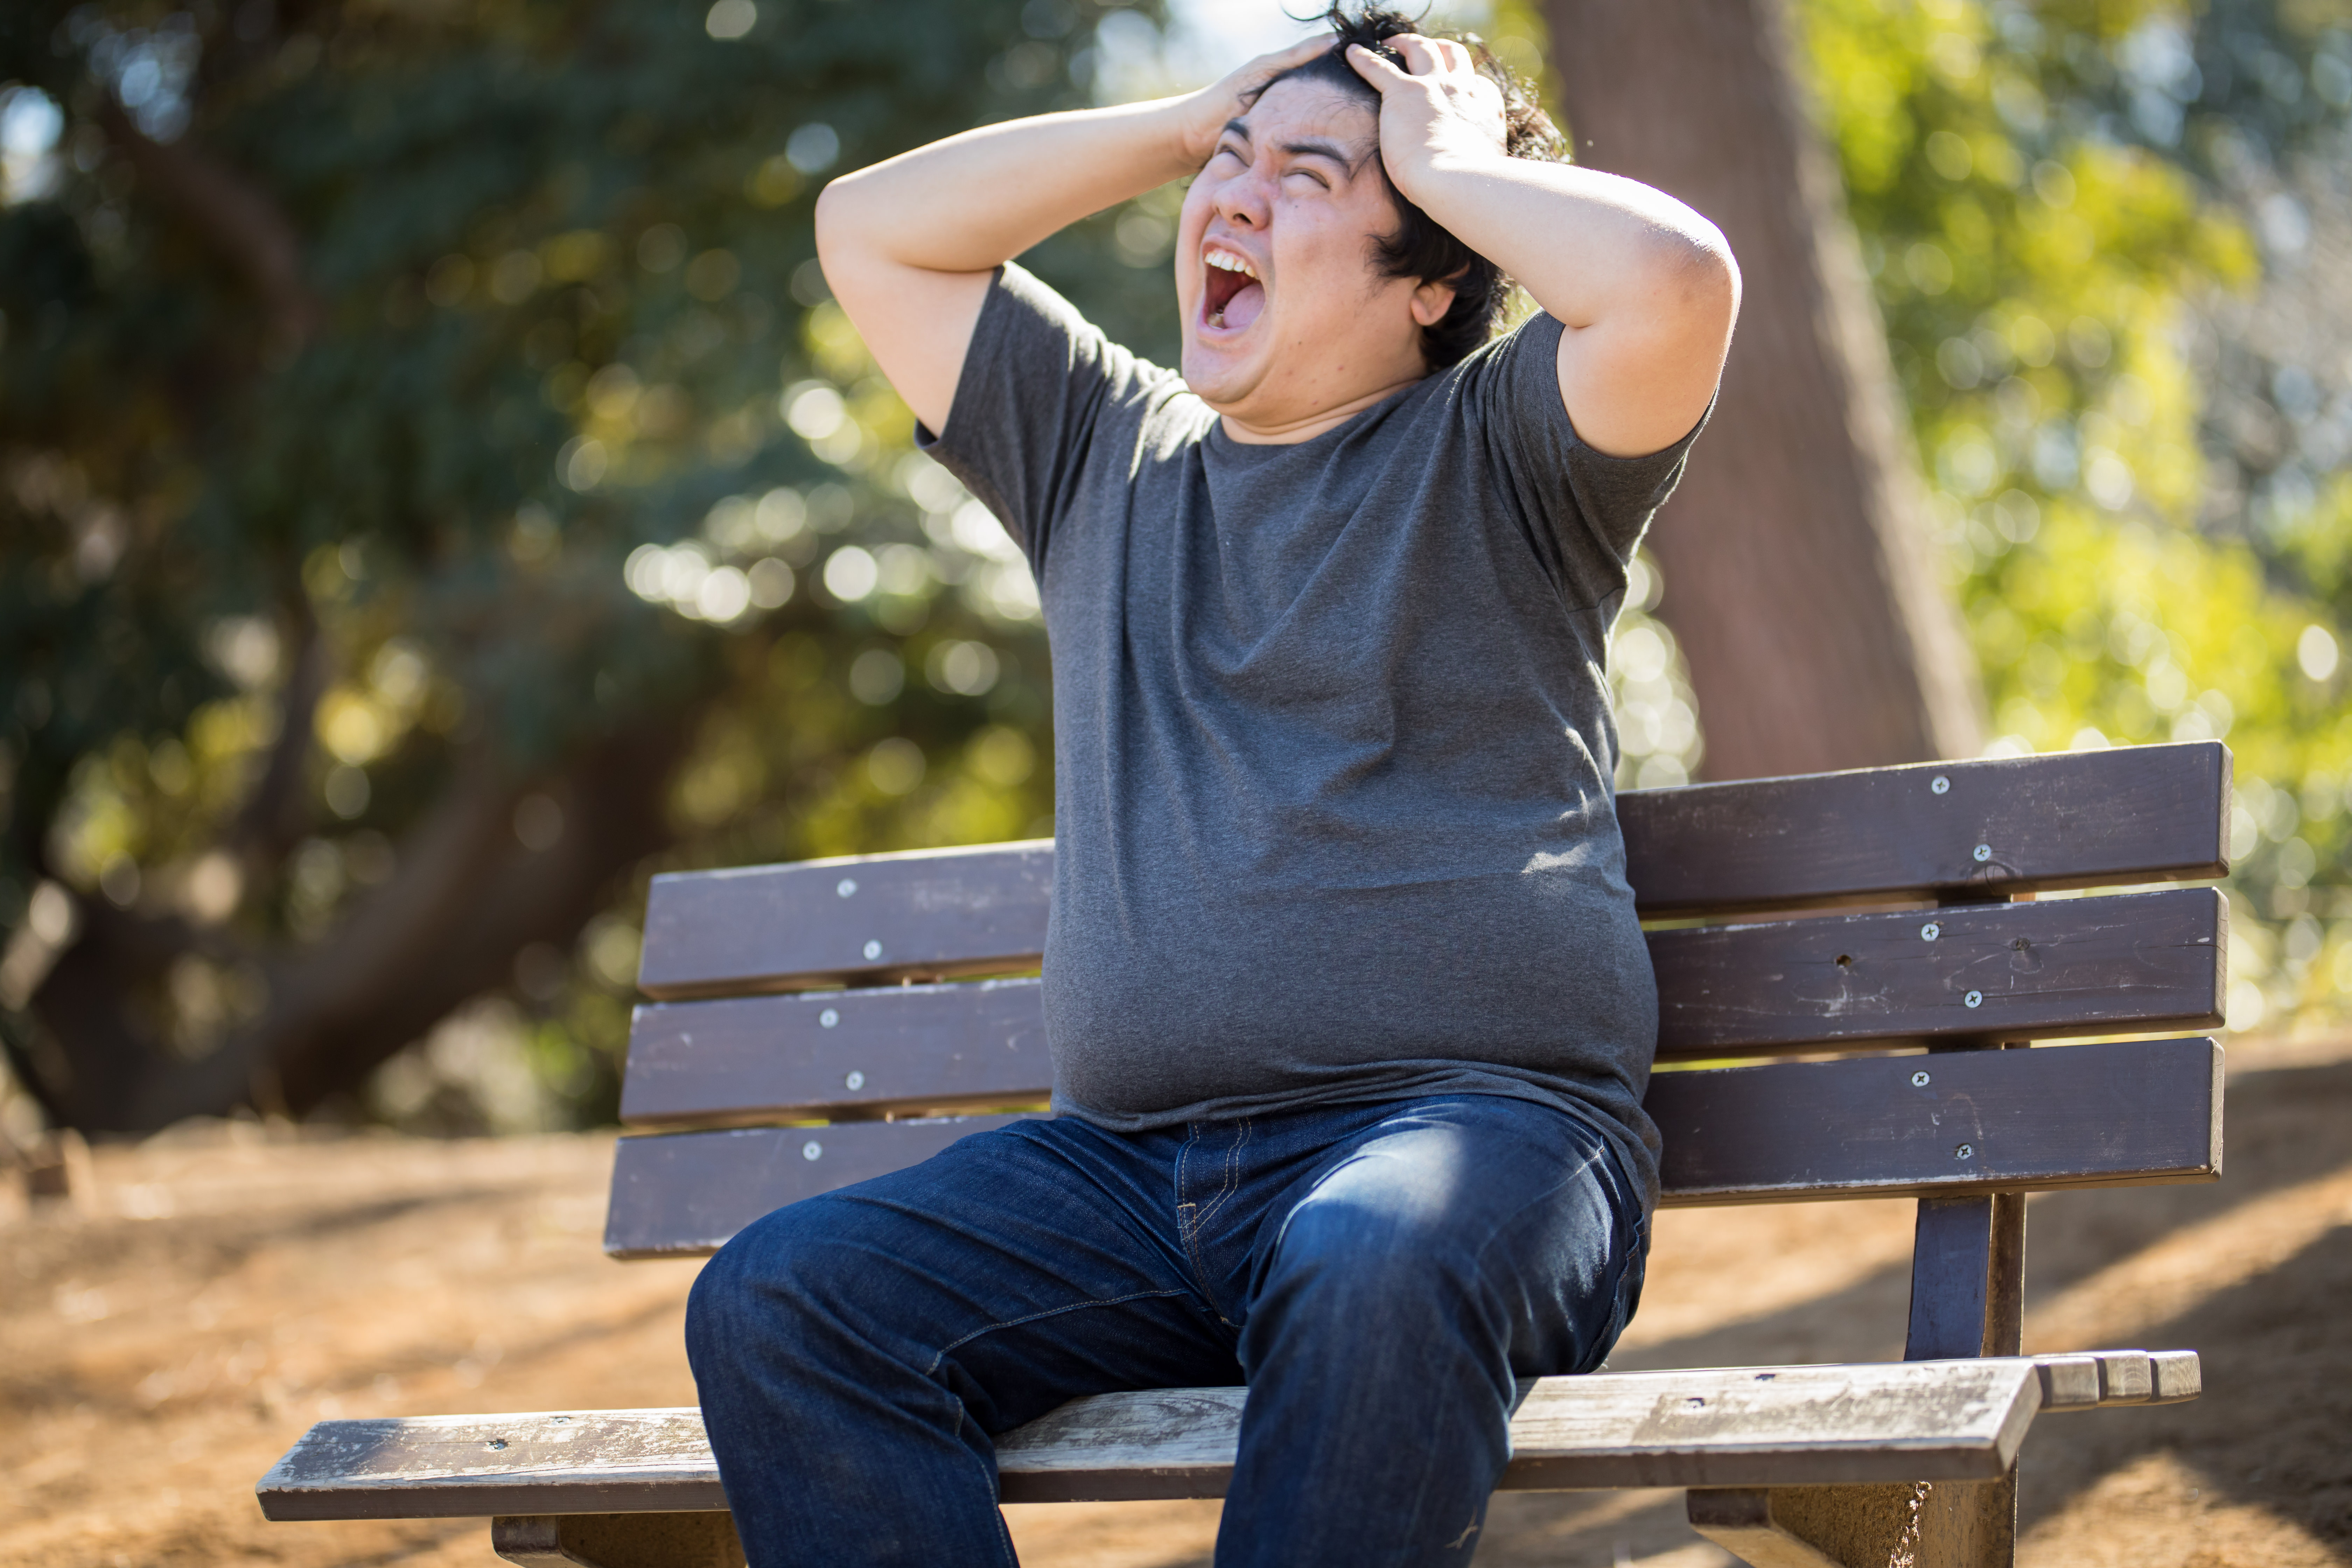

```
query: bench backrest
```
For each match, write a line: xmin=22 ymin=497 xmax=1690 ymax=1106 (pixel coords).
xmin=605 ymin=742 xmax=2232 ymax=1259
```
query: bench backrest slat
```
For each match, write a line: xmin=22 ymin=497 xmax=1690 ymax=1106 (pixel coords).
xmin=601 ymin=1036 xmax=2222 ymax=1258
xmin=619 ymin=889 xmax=2224 ymax=1128
xmin=1618 ymin=742 xmax=2230 ymax=917
xmin=634 ymin=744 xmax=2230 ymax=1000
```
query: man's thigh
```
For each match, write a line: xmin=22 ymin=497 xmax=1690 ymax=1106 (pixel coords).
xmin=1238 ymin=1096 xmax=1648 ymax=1379
xmin=695 ymin=1116 xmax=1241 ymax=1433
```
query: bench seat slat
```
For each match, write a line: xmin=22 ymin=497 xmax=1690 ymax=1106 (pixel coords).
xmin=253 ymin=1352 xmax=2197 ymax=1520
xmin=620 ymin=891 xmax=2223 ymax=1128
xmin=633 ymin=744 xmax=2230 ymax=999
xmin=601 ymin=1038 xmax=2220 ymax=1259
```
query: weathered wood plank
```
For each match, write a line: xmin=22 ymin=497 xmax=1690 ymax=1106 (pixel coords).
xmin=257 ymin=1408 xmax=731 ymax=1521
xmin=1650 ymin=888 xmax=2225 ymax=1056
xmin=602 ymin=1040 xmax=2221 ymax=1258
xmin=1620 ymin=741 xmax=2231 ymax=917
xmin=602 ymin=1115 xmax=1029 ymax=1260
xmin=631 ymin=746 xmax=2230 ymax=998
xmin=1650 ymin=1036 xmax=2222 ymax=1206
xmin=638 ymin=840 xmax=1053 ymax=1000
xmin=267 ymin=1355 xmax=2196 ymax=1519
xmin=620 ymin=979 xmax=1050 ymax=1128
xmin=616 ymin=894 xmax=2222 ymax=1129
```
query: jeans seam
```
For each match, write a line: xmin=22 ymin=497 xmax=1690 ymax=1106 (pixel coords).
xmin=922 ymin=1287 xmax=1196 ymax=1378
xmin=1179 ymin=1118 xmax=1248 ymax=1323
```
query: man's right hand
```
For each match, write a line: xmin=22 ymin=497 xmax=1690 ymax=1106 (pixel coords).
xmin=1168 ymin=34 xmax=1335 ymax=167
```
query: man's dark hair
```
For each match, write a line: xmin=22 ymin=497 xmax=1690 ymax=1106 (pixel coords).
xmin=1244 ymin=4 xmax=1568 ymax=369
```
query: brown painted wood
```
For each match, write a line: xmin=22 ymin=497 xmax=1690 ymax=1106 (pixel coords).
xmin=602 ymin=1038 xmax=2220 ymax=1258
xmin=631 ymin=746 xmax=2230 ymax=998
xmin=616 ymin=892 xmax=2222 ymax=1130
xmin=1620 ymin=742 xmax=2230 ymax=917
xmin=620 ymin=978 xmax=1050 ymax=1128
xmin=1651 ymin=1036 xmax=2221 ymax=1206
xmin=602 ymin=1114 xmax=1028 ymax=1259
xmin=637 ymin=840 xmax=1052 ymax=1000
xmin=1652 ymin=887 xmax=2223 ymax=1056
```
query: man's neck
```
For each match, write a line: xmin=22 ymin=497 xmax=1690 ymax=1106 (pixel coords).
xmin=1213 ymin=372 xmax=1427 ymax=445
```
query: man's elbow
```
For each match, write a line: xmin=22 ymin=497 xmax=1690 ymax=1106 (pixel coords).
xmin=1661 ymin=221 xmax=1740 ymax=346
xmin=812 ymin=174 xmax=857 ymax=270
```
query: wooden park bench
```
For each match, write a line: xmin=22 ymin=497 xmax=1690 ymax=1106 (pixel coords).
xmin=258 ymin=740 xmax=2232 ymax=1568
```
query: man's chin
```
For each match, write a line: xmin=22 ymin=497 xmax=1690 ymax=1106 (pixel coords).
xmin=1180 ymin=342 xmax=1261 ymax=412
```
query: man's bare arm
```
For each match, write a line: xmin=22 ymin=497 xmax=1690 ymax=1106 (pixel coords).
xmin=1349 ymin=38 xmax=1740 ymax=458
xmin=814 ymin=37 xmax=1329 ymax=435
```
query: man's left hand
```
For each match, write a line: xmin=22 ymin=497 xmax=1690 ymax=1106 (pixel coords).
xmin=1344 ymin=35 xmax=1507 ymax=197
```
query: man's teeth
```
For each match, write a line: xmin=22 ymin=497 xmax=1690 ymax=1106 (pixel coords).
xmin=1205 ymin=251 xmax=1258 ymax=279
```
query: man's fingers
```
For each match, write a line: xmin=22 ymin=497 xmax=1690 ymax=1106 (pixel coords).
xmin=1389 ymin=33 xmax=1445 ymax=75
xmin=1344 ymin=42 xmax=1413 ymax=89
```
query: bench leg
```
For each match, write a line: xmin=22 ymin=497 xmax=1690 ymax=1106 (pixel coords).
xmin=1689 ymin=1185 xmax=2028 ymax=1568
xmin=1688 ymin=1476 xmax=2015 ymax=1568
xmin=491 ymin=1512 xmax=744 ymax=1568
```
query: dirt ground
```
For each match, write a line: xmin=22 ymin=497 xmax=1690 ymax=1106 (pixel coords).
xmin=5 ymin=1030 xmax=2349 ymax=1568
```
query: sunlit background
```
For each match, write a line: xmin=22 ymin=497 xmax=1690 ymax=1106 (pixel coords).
xmin=3 ymin=0 xmax=2349 ymax=1144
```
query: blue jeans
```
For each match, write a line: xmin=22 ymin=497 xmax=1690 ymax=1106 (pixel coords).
xmin=685 ymin=1094 xmax=1647 ymax=1567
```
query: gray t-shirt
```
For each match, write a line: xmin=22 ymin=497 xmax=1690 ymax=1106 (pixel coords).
xmin=923 ymin=264 xmax=1704 ymax=1207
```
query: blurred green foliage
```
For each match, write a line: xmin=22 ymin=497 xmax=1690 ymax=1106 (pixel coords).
xmin=0 ymin=0 xmax=1171 ymax=1135
xmin=1794 ymin=0 xmax=2352 ymax=1033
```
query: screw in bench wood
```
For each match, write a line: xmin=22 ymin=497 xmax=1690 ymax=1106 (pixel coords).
xmin=1931 ymin=775 xmax=1950 ymax=794
xmin=1965 ymin=990 xmax=1983 ymax=1008
xmin=1973 ymin=843 xmax=1993 ymax=862
xmin=1920 ymin=922 xmax=1940 ymax=941
xmin=803 ymin=1141 xmax=822 ymax=1161
xmin=845 ymin=1071 xmax=865 ymax=1091
xmin=837 ymin=878 xmax=858 ymax=897
xmin=820 ymin=1009 xmax=839 ymax=1028
xmin=863 ymin=939 xmax=883 ymax=960
xmin=1955 ymin=1143 xmax=1974 ymax=1160
xmin=1911 ymin=1070 xmax=1931 ymax=1087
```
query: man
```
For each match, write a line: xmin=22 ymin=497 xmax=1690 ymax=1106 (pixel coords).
xmin=686 ymin=8 xmax=1738 ymax=1563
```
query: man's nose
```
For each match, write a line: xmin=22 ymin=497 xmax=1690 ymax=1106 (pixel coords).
xmin=1211 ymin=169 xmax=1271 ymax=229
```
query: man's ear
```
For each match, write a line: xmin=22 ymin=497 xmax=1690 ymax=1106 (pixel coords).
xmin=1408 ymin=272 xmax=1461 ymax=328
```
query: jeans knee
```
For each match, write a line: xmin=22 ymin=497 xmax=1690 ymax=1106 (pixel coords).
xmin=1261 ymin=1200 xmax=1480 ymax=1330
xmin=684 ymin=1199 xmax=854 ymax=1377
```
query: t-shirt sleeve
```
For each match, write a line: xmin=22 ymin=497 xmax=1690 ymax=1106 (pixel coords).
xmin=915 ymin=262 xmax=1169 ymax=573
xmin=1469 ymin=311 xmax=1713 ymax=609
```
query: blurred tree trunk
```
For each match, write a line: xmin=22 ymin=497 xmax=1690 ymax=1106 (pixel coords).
xmin=12 ymin=714 xmax=690 ymax=1135
xmin=1546 ymin=0 xmax=1985 ymax=778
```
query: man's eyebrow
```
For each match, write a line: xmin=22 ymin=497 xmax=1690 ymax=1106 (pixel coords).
xmin=1276 ymin=136 xmax=1362 ymax=170
xmin=1218 ymin=119 xmax=1367 ymax=174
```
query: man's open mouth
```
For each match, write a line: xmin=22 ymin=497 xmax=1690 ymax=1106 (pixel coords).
xmin=1202 ymin=248 xmax=1265 ymax=332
